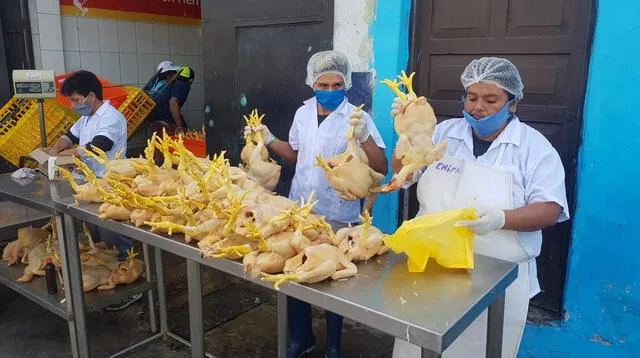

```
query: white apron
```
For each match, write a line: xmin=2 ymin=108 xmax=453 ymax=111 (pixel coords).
xmin=393 ymin=145 xmax=530 ymax=358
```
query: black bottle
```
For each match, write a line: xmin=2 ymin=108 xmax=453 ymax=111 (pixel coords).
xmin=44 ymin=258 xmax=57 ymax=294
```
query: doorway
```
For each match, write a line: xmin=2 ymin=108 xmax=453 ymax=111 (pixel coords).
xmin=201 ymin=1 xmax=334 ymax=197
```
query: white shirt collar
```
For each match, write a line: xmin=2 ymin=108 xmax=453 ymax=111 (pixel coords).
xmin=86 ymin=100 xmax=110 ymax=119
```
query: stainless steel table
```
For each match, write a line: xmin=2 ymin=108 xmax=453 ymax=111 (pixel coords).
xmin=56 ymin=196 xmax=518 ymax=358
xmin=0 ymin=174 xmax=159 ymax=358
xmin=0 ymin=201 xmax=51 ymax=239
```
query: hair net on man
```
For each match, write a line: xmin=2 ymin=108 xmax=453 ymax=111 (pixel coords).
xmin=460 ymin=57 xmax=524 ymax=99
xmin=305 ymin=51 xmax=352 ymax=90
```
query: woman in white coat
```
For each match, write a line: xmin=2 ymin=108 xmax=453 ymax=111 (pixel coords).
xmin=391 ymin=57 xmax=569 ymax=358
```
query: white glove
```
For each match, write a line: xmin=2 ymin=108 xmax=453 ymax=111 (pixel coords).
xmin=243 ymin=124 xmax=274 ymax=144
xmin=390 ymin=93 xmax=417 ymax=117
xmin=347 ymin=111 xmax=370 ymax=142
xmin=455 ymin=207 xmax=505 ymax=236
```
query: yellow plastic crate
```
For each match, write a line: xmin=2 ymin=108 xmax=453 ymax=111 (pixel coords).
xmin=119 ymin=86 xmax=156 ymax=137
xmin=0 ymin=99 xmax=79 ymax=166
xmin=0 ymin=97 xmax=36 ymax=128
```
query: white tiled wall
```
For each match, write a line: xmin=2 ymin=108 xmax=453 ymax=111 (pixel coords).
xmin=69 ymin=18 xmax=203 ymax=126
xmin=28 ymin=0 xmax=65 ymax=75
xmin=27 ymin=0 xmax=204 ymax=128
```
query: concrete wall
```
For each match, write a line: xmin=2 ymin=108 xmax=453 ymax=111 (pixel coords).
xmin=333 ymin=0 xmax=411 ymax=233
xmin=26 ymin=0 xmax=204 ymax=129
xmin=520 ymin=1 xmax=640 ymax=356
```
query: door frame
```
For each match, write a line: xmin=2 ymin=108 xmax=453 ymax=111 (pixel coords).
xmin=404 ymin=0 xmax=596 ymax=318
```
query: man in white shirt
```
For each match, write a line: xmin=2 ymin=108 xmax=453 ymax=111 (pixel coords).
xmin=49 ymin=71 xmax=141 ymax=310
xmin=245 ymin=51 xmax=388 ymax=358
xmin=49 ymin=70 xmax=127 ymax=178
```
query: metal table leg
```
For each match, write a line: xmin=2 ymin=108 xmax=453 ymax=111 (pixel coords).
xmin=55 ymin=215 xmax=80 ymax=358
xmin=277 ymin=292 xmax=288 ymax=358
xmin=486 ymin=293 xmax=506 ymax=358
xmin=187 ymin=260 xmax=204 ymax=358
xmin=142 ymin=243 xmax=157 ymax=333
xmin=62 ymin=214 xmax=90 ymax=358
xmin=421 ymin=348 xmax=441 ymax=358
xmin=154 ymin=247 xmax=168 ymax=334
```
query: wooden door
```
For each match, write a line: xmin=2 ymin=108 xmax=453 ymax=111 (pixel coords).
xmin=201 ymin=0 xmax=334 ymax=196
xmin=407 ymin=0 xmax=594 ymax=315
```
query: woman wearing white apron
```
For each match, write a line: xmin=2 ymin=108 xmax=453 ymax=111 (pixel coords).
xmin=391 ymin=57 xmax=570 ymax=358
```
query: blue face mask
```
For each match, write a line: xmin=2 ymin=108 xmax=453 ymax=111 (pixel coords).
xmin=72 ymin=96 xmax=93 ymax=116
xmin=315 ymin=89 xmax=346 ymax=111
xmin=462 ymin=96 xmax=515 ymax=137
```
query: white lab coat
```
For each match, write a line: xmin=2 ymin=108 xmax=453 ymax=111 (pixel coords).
xmin=288 ymin=97 xmax=385 ymax=224
xmin=68 ymin=100 xmax=127 ymax=178
xmin=394 ymin=116 xmax=569 ymax=357
xmin=408 ymin=117 xmax=569 ymax=296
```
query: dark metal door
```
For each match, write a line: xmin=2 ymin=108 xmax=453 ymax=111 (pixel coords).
xmin=0 ymin=0 xmax=34 ymax=106
xmin=407 ymin=0 xmax=594 ymax=315
xmin=201 ymin=1 xmax=334 ymax=196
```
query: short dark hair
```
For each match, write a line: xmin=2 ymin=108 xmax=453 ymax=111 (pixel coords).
xmin=60 ymin=70 xmax=103 ymax=100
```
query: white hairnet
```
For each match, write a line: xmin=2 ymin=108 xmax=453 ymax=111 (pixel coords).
xmin=460 ymin=57 xmax=524 ymax=99
xmin=305 ymin=51 xmax=352 ymax=90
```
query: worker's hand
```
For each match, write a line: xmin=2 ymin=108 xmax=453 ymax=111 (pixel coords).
xmin=455 ymin=207 xmax=505 ymax=236
xmin=348 ymin=111 xmax=370 ymax=142
xmin=390 ymin=93 xmax=417 ymax=117
xmin=174 ymin=126 xmax=184 ymax=136
xmin=244 ymin=125 xmax=274 ymax=144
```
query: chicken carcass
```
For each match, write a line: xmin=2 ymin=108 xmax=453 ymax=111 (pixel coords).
xmin=99 ymin=203 xmax=133 ymax=221
xmin=242 ymin=109 xmax=281 ymax=191
xmin=2 ymin=226 xmax=49 ymax=266
xmin=242 ymin=221 xmax=297 ymax=277
xmin=97 ymin=259 xmax=145 ymax=290
xmin=315 ymin=106 xmax=385 ymax=212
xmin=262 ymin=243 xmax=358 ymax=290
xmin=246 ymin=141 xmax=281 ymax=192
xmin=380 ymin=72 xmax=448 ymax=192
xmin=81 ymin=263 xmax=113 ymax=292
xmin=240 ymin=109 xmax=269 ymax=164
xmin=16 ymin=242 xmax=52 ymax=282
xmin=337 ymin=211 xmax=389 ymax=261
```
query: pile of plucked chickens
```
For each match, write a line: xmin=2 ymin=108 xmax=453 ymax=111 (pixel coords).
xmin=57 ymin=121 xmax=389 ymax=290
xmin=1 ymin=220 xmax=144 ymax=292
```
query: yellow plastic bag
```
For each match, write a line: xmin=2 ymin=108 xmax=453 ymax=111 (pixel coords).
xmin=383 ymin=208 xmax=478 ymax=272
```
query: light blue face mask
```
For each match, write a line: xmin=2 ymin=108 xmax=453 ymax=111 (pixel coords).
xmin=72 ymin=96 xmax=93 ymax=116
xmin=315 ymin=89 xmax=346 ymax=111
xmin=149 ymin=79 xmax=167 ymax=95
xmin=462 ymin=96 xmax=515 ymax=137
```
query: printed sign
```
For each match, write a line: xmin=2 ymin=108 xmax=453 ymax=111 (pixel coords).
xmin=60 ymin=0 xmax=201 ymax=26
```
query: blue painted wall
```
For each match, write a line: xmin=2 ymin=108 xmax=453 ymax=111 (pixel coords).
xmin=370 ymin=0 xmax=412 ymax=234
xmin=520 ymin=1 xmax=640 ymax=357
xmin=371 ymin=0 xmax=640 ymax=356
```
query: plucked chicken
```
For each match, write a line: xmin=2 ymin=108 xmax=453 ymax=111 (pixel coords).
xmin=262 ymin=243 xmax=358 ymax=290
xmin=315 ymin=105 xmax=385 ymax=212
xmin=380 ymin=72 xmax=448 ymax=192
xmin=336 ymin=211 xmax=389 ymax=261
xmin=242 ymin=109 xmax=281 ymax=191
